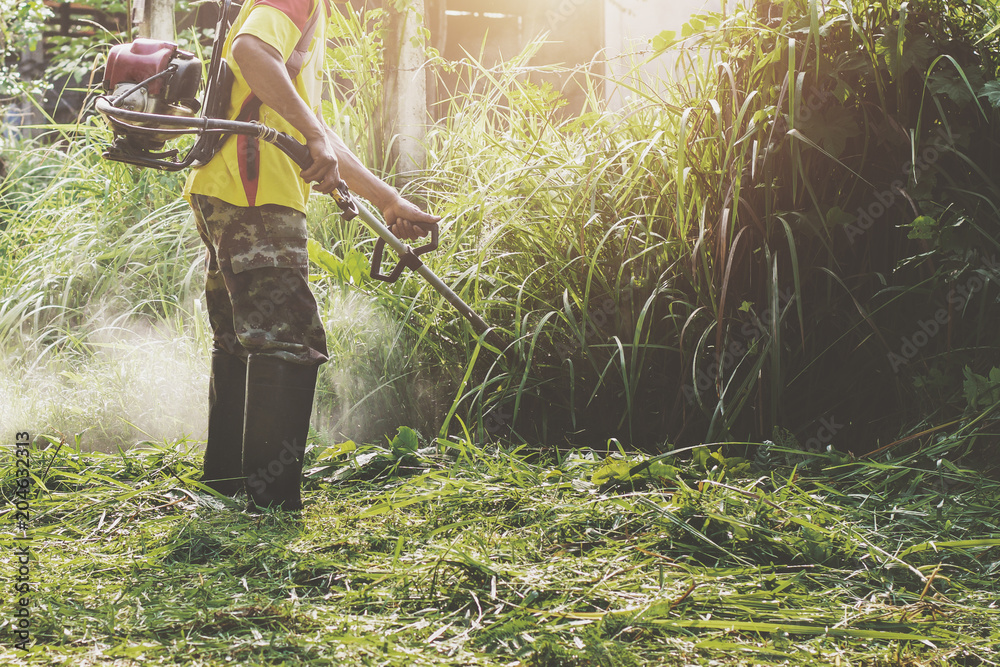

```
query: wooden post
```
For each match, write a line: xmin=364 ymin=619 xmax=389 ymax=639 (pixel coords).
xmin=135 ymin=0 xmax=175 ymax=42
xmin=382 ymin=0 xmax=428 ymax=180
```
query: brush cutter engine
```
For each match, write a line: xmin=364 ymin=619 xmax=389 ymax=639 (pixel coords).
xmin=102 ymin=39 xmax=203 ymax=151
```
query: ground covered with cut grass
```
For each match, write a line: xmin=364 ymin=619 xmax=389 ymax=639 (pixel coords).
xmin=2 ymin=434 xmax=998 ymax=666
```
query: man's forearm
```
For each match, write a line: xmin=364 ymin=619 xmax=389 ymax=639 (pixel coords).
xmin=231 ymin=33 xmax=341 ymax=192
xmin=231 ymin=31 xmax=436 ymax=236
xmin=326 ymin=129 xmax=398 ymax=209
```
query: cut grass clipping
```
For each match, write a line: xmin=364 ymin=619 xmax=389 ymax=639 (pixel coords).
xmin=1 ymin=432 xmax=998 ymax=666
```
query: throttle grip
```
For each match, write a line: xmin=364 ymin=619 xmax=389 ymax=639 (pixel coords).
xmin=370 ymin=222 xmax=439 ymax=283
xmin=277 ymin=135 xmax=359 ymax=220
xmin=331 ymin=184 xmax=359 ymax=221
xmin=276 ymin=134 xmax=437 ymax=281
xmin=271 ymin=130 xmax=311 ymax=170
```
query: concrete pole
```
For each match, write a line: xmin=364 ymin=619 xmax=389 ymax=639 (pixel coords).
xmin=382 ymin=0 xmax=428 ymax=179
xmin=135 ymin=0 xmax=175 ymax=42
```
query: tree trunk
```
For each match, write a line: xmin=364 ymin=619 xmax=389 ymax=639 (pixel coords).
xmin=135 ymin=0 xmax=175 ymax=42
xmin=382 ymin=0 xmax=428 ymax=181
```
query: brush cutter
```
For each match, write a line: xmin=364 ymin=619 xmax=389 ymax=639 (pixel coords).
xmin=94 ymin=0 xmax=496 ymax=345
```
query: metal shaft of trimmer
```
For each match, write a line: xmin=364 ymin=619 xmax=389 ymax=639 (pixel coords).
xmin=344 ymin=196 xmax=498 ymax=347
xmin=262 ymin=134 xmax=497 ymax=346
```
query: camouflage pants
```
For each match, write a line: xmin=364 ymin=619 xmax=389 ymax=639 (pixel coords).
xmin=190 ymin=194 xmax=328 ymax=366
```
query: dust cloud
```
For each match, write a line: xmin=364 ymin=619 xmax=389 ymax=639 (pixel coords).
xmin=0 ymin=307 xmax=209 ymax=452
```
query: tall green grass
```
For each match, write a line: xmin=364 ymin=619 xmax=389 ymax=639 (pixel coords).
xmin=317 ymin=0 xmax=1000 ymax=459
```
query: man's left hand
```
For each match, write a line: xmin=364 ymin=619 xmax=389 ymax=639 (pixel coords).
xmin=382 ymin=196 xmax=442 ymax=241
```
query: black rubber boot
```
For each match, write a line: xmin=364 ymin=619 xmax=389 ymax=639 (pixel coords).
xmin=242 ymin=354 xmax=318 ymax=511
xmin=202 ymin=349 xmax=247 ymax=496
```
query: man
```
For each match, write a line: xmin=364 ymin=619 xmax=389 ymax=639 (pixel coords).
xmin=183 ymin=0 xmax=440 ymax=510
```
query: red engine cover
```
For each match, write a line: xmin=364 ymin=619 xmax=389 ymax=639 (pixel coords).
xmin=103 ymin=39 xmax=179 ymax=96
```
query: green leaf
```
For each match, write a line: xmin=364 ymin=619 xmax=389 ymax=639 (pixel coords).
xmin=795 ymin=104 xmax=860 ymax=158
xmin=308 ymin=239 xmax=349 ymax=282
xmin=825 ymin=206 xmax=856 ymax=229
xmin=106 ymin=643 xmax=161 ymax=658
xmin=647 ymin=462 xmax=681 ymax=482
xmin=964 ymin=366 xmax=982 ymax=408
xmin=978 ymin=80 xmax=1000 ymax=108
xmin=962 ymin=366 xmax=1000 ymax=410
xmin=681 ymin=18 xmax=704 ymax=38
xmin=928 ymin=70 xmax=979 ymax=106
xmin=344 ymin=249 xmax=368 ymax=285
xmin=591 ymin=459 xmax=633 ymax=486
xmin=317 ymin=440 xmax=356 ymax=460
xmin=877 ymin=29 xmax=935 ymax=74
xmin=899 ymin=538 xmax=1000 ymax=557
xmin=651 ymin=30 xmax=677 ymax=52
xmin=964 ymin=366 xmax=1000 ymax=410
xmin=390 ymin=426 xmax=420 ymax=458
xmin=906 ymin=215 xmax=937 ymax=240
xmin=308 ymin=240 xmax=369 ymax=285
xmin=751 ymin=107 xmax=777 ymax=127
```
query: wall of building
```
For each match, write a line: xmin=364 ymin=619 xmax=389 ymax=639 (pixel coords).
xmin=429 ymin=0 xmax=604 ymax=116
xmin=603 ymin=0 xmax=730 ymax=108
xmin=428 ymin=0 xmax=733 ymax=112
xmin=344 ymin=0 xmax=732 ymax=119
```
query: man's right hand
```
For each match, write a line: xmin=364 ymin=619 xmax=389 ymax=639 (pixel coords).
xmin=300 ymin=132 xmax=344 ymax=195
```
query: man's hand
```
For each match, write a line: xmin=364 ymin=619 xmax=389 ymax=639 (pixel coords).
xmin=381 ymin=195 xmax=442 ymax=241
xmin=300 ymin=132 xmax=343 ymax=195
xmin=320 ymin=127 xmax=440 ymax=240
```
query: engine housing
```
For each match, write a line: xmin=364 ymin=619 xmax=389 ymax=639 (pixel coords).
xmin=102 ymin=39 xmax=203 ymax=149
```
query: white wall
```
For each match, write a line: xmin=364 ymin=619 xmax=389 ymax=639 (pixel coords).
xmin=603 ymin=0 xmax=729 ymax=108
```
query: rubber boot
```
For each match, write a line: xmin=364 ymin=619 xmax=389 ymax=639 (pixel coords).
xmin=201 ymin=349 xmax=247 ymax=496
xmin=242 ymin=354 xmax=318 ymax=511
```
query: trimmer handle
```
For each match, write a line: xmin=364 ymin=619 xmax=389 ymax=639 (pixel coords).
xmin=370 ymin=222 xmax=439 ymax=283
xmin=281 ymin=134 xmax=438 ymax=282
xmin=279 ymin=134 xmax=360 ymax=220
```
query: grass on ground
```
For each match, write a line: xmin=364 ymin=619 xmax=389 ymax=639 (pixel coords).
xmin=1 ymin=432 xmax=999 ymax=666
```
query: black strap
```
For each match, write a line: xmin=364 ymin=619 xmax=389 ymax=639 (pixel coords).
xmin=232 ymin=1 xmax=321 ymax=179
